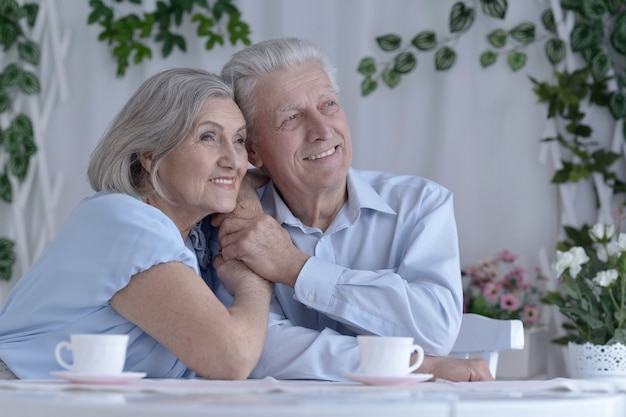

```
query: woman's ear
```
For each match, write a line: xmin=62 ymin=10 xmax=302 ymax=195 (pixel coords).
xmin=247 ymin=142 xmax=263 ymax=168
xmin=138 ymin=152 xmax=153 ymax=174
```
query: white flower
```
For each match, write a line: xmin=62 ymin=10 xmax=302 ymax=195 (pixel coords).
xmin=593 ymin=269 xmax=619 ymax=287
xmin=607 ymin=233 xmax=626 ymax=256
xmin=590 ymin=224 xmax=615 ymax=242
xmin=555 ymin=247 xmax=590 ymax=278
xmin=597 ymin=245 xmax=609 ymax=262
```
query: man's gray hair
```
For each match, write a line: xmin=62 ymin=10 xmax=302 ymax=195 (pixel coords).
xmin=88 ymin=68 xmax=234 ymax=200
xmin=221 ymin=37 xmax=338 ymax=143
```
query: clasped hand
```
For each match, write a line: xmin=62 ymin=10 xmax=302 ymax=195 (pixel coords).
xmin=211 ymin=197 xmax=308 ymax=288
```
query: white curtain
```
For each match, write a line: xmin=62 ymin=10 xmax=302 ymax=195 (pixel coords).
xmin=2 ymin=0 xmax=569 ymax=375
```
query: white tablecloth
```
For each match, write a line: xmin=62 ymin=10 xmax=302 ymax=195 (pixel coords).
xmin=0 ymin=377 xmax=624 ymax=417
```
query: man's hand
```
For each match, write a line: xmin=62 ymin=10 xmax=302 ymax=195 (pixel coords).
xmin=212 ymin=209 xmax=309 ymax=288
xmin=417 ymin=356 xmax=494 ymax=382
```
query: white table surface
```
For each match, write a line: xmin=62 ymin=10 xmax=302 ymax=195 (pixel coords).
xmin=0 ymin=377 xmax=625 ymax=417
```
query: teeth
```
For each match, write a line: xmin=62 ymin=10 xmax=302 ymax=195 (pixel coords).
xmin=306 ymin=147 xmax=336 ymax=161
xmin=210 ymin=178 xmax=234 ymax=184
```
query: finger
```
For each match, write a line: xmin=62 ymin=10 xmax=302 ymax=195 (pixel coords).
xmin=212 ymin=254 xmax=224 ymax=269
xmin=217 ymin=218 xmax=256 ymax=245
xmin=231 ymin=205 xmax=262 ymax=219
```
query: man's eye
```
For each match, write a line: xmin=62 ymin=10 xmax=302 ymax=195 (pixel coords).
xmin=279 ymin=114 xmax=300 ymax=130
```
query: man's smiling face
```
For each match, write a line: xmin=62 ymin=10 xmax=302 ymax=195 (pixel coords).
xmin=248 ymin=62 xmax=352 ymax=199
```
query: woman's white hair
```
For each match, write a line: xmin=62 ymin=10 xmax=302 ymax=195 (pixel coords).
xmin=87 ymin=68 xmax=234 ymax=200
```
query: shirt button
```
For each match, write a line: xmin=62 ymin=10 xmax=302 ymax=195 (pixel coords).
xmin=307 ymin=292 xmax=315 ymax=302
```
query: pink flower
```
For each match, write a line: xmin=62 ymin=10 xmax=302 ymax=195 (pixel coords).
xmin=522 ymin=305 xmax=541 ymax=324
xmin=462 ymin=250 xmax=547 ymax=327
xmin=496 ymin=250 xmax=517 ymax=263
xmin=482 ymin=282 xmax=502 ymax=301
xmin=500 ymin=293 xmax=521 ymax=311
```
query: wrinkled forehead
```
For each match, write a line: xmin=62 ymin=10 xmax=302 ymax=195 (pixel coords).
xmin=255 ymin=64 xmax=336 ymax=113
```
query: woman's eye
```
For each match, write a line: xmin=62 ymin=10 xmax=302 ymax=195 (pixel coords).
xmin=234 ymin=136 xmax=246 ymax=145
xmin=200 ymin=132 xmax=216 ymax=142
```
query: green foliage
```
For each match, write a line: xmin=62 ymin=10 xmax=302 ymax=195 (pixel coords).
xmin=87 ymin=0 xmax=252 ymax=76
xmin=0 ymin=0 xmax=40 ymax=282
xmin=0 ymin=238 xmax=15 ymax=282
xmin=530 ymin=3 xmax=626 ymax=208
xmin=531 ymin=2 xmax=626 ymax=345
xmin=358 ymin=0 xmax=563 ymax=96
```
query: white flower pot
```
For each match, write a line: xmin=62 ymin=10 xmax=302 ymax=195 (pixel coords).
xmin=567 ymin=342 xmax=626 ymax=380
xmin=496 ymin=327 xmax=548 ymax=379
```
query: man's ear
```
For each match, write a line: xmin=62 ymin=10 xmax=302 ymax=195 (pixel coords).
xmin=247 ymin=142 xmax=263 ymax=168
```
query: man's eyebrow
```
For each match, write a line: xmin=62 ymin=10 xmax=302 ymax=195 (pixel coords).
xmin=276 ymin=89 xmax=338 ymax=114
xmin=277 ymin=104 xmax=299 ymax=114
xmin=319 ymin=88 xmax=337 ymax=99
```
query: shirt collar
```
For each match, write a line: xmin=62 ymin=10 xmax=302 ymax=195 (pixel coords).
xmin=260 ymin=168 xmax=396 ymax=228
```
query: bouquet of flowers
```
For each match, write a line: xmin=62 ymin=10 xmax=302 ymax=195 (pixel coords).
xmin=544 ymin=222 xmax=626 ymax=345
xmin=462 ymin=250 xmax=546 ymax=327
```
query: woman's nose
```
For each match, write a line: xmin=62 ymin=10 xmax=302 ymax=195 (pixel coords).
xmin=218 ymin=141 xmax=243 ymax=169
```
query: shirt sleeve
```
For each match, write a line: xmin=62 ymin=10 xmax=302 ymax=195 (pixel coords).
xmin=292 ymin=187 xmax=462 ymax=356
xmin=249 ymin=296 xmax=360 ymax=381
xmin=74 ymin=193 xmax=199 ymax=302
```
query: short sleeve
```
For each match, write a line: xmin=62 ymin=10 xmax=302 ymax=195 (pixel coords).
xmin=56 ymin=193 xmax=199 ymax=302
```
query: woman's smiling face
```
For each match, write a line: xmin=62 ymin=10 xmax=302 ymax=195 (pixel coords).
xmin=155 ymin=97 xmax=248 ymax=220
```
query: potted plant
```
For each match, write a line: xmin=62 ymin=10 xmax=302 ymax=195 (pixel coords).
xmin=544 ymin=210 xmax=626 ymax=379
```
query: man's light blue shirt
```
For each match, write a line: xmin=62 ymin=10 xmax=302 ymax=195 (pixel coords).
xmin=210 ymin=168 xmax=463 ymax=381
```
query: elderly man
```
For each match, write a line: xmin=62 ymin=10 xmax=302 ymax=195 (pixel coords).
xmin=208 ymin=37 xmax=491 ymax=381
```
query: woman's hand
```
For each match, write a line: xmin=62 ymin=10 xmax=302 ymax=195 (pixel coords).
xmin=213 ymin=254 xmax=273 ymax=296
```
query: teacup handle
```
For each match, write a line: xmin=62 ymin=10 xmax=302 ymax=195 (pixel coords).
xmin=407 ymin=344 xmax=424 ymax=373
xmin=54 ymin=341 xmax=74 ymax=371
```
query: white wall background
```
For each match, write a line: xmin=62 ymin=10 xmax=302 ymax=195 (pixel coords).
xmin=2 ymin=0 xmax=570 ymax=375
xmin=41 ymin=0 xmax=558 ymax=268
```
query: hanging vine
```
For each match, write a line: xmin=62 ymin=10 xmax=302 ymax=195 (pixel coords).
xmin=0 ymin=0 xmax=40 ymax=281
xmin=357 ymin=1 xmax=564 ymax=96
xmin=357 ymin=0 xmax=626 ymax=249
xmin=87 ymin=0 xmax=252 ymax=76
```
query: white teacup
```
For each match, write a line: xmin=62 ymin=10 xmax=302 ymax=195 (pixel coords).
xmin=54 ymin=334 xmax=129 ymax=375
xmin=357 ymin=335 xmax=424 ymax=376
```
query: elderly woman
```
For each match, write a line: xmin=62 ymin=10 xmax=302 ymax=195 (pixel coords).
xmin=0 ymin=68 xmax=273 ymax=380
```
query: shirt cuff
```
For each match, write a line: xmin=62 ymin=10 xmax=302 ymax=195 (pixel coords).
xmin=294 ymin=256 xmax=343 ymax=311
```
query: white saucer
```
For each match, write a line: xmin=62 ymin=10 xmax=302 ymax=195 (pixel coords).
xmin=343 ymin=373 xmax=433 ymax=386
xmin=50 ymin=371 xmax=147 ymax=384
